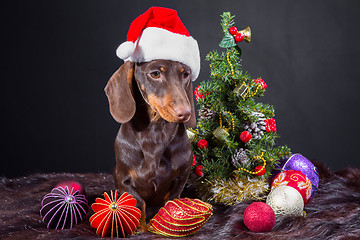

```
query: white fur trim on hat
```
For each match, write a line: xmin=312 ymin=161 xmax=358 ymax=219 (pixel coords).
xmin=118 ymin=27 xmax=200 ymax=81
xmin=116 ymin=41 xmax=135 ymax=60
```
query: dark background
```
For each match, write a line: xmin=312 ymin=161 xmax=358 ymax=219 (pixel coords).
xmin=2 ymin=0 xmax=360 ymax=178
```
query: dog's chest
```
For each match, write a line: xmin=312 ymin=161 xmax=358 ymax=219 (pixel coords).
xmin=139 ymin=122 xmax=177 ymax=148
xmin=137 ymin=122 xmax=187 ymax=164
xmin=131 ymin=122 xmax=191 ymax=197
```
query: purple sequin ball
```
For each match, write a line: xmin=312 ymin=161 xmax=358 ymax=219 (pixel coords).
xmin=279 ymin=153 xmax=320 ymax=197
xmin=40 ymin=186 xmax=89 ymax=229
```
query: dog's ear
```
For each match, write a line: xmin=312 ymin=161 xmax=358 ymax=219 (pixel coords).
xmin=105 ymin=61 xmax=136 ymax=123
xmin=185 ymin=81 xmax=196 ymax=128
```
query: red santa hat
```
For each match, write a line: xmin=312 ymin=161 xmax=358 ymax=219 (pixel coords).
xmin=116 ymin=7 xmax=200 ymax=81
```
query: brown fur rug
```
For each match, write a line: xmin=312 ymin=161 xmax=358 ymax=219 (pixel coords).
xmin=1 ymin=162 xmax=360 ymax=240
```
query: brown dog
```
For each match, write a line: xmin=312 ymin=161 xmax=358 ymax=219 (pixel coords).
xmin=104 ymin=60 xmax=196 ymax=230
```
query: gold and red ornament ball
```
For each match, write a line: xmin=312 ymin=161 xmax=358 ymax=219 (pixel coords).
xmin=147 ymin=198 xmax=213 ymax=237
xmin=90 ymin=190 xmax=141 ymax=238
xmin=243 ymin=202 xmax=276 ymax=232
xmin=271 ymin=170 xmax=313 ymax=205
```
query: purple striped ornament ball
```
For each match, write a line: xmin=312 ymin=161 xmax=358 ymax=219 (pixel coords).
xmin=40 ymin=185 xmax=89 ymax=229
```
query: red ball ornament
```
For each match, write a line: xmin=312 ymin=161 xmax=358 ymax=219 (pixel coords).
xmin=197 ymin=139 xmax=208 ymax=149
xmin=56 ymin=180 xmax=85 ymax=195
xmin=195 ymin=165 xmax=204 ymax=177
xmin=243 ymin=202 xmax=276 ymax=232
xmin=240 ymin=131 xmax=251 ymax=143
xmin=234 ymin=33 xmax=244 ymax=42
xmin=90 ymin=191 xmax=141 ymax=238
xmin=229 ymin=26 xmax=238 ymax=35
xmin=147 ymin=198 xmax=213 ymax=237
xmin=271 ymin=170 xmax=313 ymax=205
xmin=254 ymin=165 xmax=265 ymax=176
xmin=192 ymin=153 xmax=197 ymax=166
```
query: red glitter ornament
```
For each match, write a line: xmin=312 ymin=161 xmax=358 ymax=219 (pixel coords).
xmin=243 ymin=202 xmax=275 ymax=232
xmin=147 ymin=198 xmax=213 ymax=237
xmin=240 ymin=131 xmax=251 ymax=143
xmin=56 ymin=180 xmax=85 ymax=195
xmin=197 ymin=139 xmax=208 ymax=149
xmin=90 ymin=191 xmax=141 ymax=238
xmin=271 ymin=170 xmax=313 ymax=205
xmin=265 ymin=118 xmax=277 ymax=132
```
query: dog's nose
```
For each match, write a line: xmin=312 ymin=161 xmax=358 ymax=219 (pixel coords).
xmin=174 ymin=106 xmax=191 ymax=122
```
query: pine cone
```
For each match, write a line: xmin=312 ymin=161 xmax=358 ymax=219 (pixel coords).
xmin=199 ymin=107 xmax=216 ymax=119
xmin=243 ymin=112 xmax=266 ymax=139
xmin=231 ymin=148 xmax=250 ymax=168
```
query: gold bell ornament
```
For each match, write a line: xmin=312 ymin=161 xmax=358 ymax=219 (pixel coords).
xmin=228 ymin=26 xmax=251 ymax=43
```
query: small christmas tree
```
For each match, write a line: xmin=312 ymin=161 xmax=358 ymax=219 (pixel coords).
xmin=188 ymin=12 xmax=291 ymax=205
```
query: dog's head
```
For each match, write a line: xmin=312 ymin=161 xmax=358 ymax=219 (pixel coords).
xmin=105 ymin=60 xmax=196 ymax=128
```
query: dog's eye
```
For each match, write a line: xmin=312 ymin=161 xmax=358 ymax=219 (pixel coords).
xmin=150 ymin=71 xmax=161 ymax=79
xmin=183 ymin=72 xmax=190 ymax=78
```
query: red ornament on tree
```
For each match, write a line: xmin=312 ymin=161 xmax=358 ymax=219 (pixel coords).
xmin=240 ymin=131 xmax=251 ymax=143
xmin=194 ymin=86 xmax=208 ymax=100
xmin=265 ymin=118 xmax=277 ymax=132
xmin=197 ymin=139 xmax=208 ymax=149
xmin=234 ymin=33 xmax=244 ymax=42
xmin=90 ymin=191 xmax=141 ymax=238
xmin=195 ymin=165 xmax=204 ymax=177
xmin=243 ymin=202 xmax=275 ymax=232
xmin=254 ymin=165 xmax=265 ymax=176
xmin=192 ymin=153 xmax=197 ymax=166
xmin=254 ymin=78 xmax=267 ymax=90
xmin=229 ymin=26 xmax=238 ymax=35
xmin=147 ymin=198 xmax=213 ymax=237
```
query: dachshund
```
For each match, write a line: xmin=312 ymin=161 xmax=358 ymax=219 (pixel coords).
xmin=104 ymin=60 xmax=196 ymax=231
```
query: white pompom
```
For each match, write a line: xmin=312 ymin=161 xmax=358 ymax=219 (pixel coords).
xmin=116 ymin=41 xmax=134 ymax=60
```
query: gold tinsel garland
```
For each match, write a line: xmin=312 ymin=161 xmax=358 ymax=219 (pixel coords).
xmin=189 ymin=175 xmax=269 ymax=206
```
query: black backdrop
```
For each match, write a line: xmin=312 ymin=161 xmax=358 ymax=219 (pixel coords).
xmin=2 ymin=0 xmax=360 ymax=178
